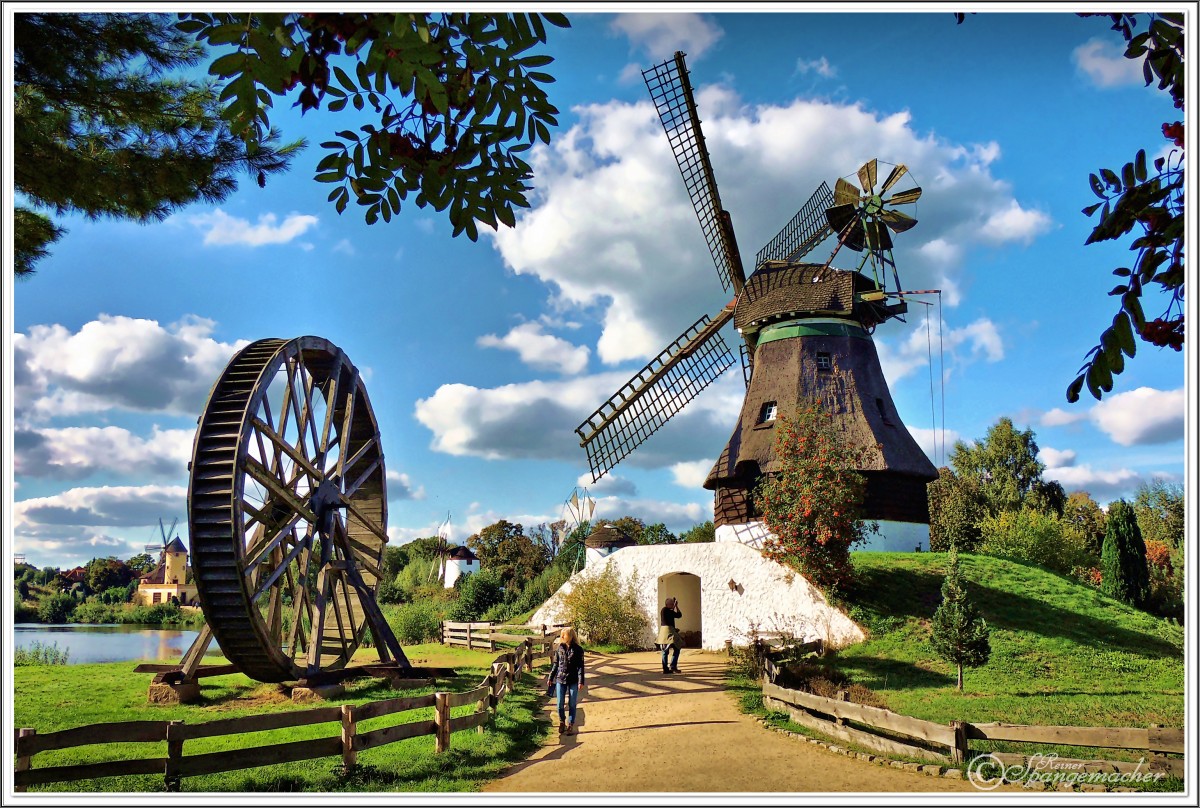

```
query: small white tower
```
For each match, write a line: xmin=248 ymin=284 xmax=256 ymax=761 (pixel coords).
xmin=584 ymin=523 xmax=638 ymax=566
xmin=444 ymin=545 xmax=480 ymax=588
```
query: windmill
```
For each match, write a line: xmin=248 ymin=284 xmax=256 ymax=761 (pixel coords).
xmin=145 ymin=517 xmax=180 ymax=564
xmin=558 ymin=486 xmax=596 ymax=573
xmin=428 ymin=512 xmax=453 ymax=584
xmin=574 ymin=51 xmax=937 ymax=544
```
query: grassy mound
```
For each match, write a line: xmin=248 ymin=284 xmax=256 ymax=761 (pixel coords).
xmin=833 ymin=552 xmax=1183 ymax=730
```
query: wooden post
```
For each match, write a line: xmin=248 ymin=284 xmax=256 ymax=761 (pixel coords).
xmin=439 ymin=621 xmax=444 ymax=645
xmin=434 ymin=691 xmax=450 ymax=753
xmin=836 ymin=690 xmax=849 ymax=726
xmin=950 ymin=720 xmax=968 ymax=764
xmin=480 ymin=672 xmax=495 ymax=734
xmin=466 ymin=623 xmax=474 ymax=651
xmin=341 ymin=704 xmax=357 ymax=770
xmin=14 ymin=728 xmax=34 ymax=792
xmin=165 ymin=720 xmax=184 ymax=791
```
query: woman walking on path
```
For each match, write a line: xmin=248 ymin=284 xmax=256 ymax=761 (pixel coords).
xmin=546 ymin=627 xmax=586 ymax=734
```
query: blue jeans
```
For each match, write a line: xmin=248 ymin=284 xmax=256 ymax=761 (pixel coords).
xmin=661 ymin=643 xmax=679 ymax=671
xmin=556 ymin=682 xmax=579 ymax=723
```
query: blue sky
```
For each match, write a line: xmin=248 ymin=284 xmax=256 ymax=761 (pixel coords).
xmin=6 ymin=9 xmax=1192 ymax=569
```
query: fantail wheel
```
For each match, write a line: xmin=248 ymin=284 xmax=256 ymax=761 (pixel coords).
xmin=188 ymin=336 xmax=407 ymax=682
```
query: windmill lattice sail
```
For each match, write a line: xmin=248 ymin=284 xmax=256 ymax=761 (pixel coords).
xmin=755 ymin=181 xmax=835 ymax=268
xmin=576 ymin=311 xmax=735 ymax=481
xmin=643 ymin=52 xmax=745 ymax=293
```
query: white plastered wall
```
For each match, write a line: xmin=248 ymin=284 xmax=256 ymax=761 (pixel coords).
xmin=529 ymin=542 xmax=864 ymax=650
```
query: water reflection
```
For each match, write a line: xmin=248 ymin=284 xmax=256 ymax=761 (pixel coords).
xmin=14 ymin=624 xmax=222 ymax=665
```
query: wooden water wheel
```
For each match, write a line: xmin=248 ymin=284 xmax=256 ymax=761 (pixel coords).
xmin=187 ymin=336 xmax=407 ymax=682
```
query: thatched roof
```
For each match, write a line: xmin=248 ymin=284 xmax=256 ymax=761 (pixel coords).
xmin=584 ymin=523 xmax=638 ymax=549
xmin=447 ymin=545 xmax=477 ymax=561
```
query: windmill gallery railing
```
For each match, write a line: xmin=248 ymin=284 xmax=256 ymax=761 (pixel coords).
xmin=13 ymin=638 xmax=554 ymax=792
xmin=752 ymin=640 xmax=1185 ymax=779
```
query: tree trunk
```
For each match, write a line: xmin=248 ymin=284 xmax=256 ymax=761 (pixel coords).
xmin=957 ymin=663 xmax=964 ymax=691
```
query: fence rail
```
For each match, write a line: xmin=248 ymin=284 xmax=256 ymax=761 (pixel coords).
xmin=439 ymin=621 xmax=559 ymax=651
xmin=755 ymin=640 xmax=1184 ymax=778
xmin=13 ymin=637 xmax=555 ymax=792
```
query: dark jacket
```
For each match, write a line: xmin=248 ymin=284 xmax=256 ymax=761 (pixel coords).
xmin=548 ymin=641 xmax=586 ymax=686
xmin=660 ymin=604 xmax=682 ymax=628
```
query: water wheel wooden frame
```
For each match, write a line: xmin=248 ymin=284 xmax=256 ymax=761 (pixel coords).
xmin=187 ymin=336 xmax=407 ymax=682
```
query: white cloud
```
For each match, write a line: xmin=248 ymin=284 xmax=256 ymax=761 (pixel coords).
xmin=610 ymin=13 xmax=724 ymax=61
xmin=15 ymin=315 xmax=248 ymax=422
xmin=14 ymin=485 xmax=189 ymax=566
xmin=1073 ymin=38 xmax=1146 ymax=88
xmin=386 ymin=470 xmax=426 ymax=501
xmin=188 ymin=209 xmax=318 ymax=246
xmin=1090 ymin=387 xmax=1185 ymax=446
xmin=795 ymin=56 xmax=836 ymax=78
xmin=1041 ymin=407 xmax=1088 ymax=427
xmin=593 ymin=495 xmax=708 ymax=533
xmin=1043 ymin=463 xmax=1142 ymax=503
xmin=477 ymin=323 xmax=590 ymax=375
xmin=491 ymin=92 xmax=1050 ymax=368
xmin=977 ymin=200 xmax=1054 ymax=245
xmin=877 ymin=315 xmax=1004 ymax=385
xmin=577 ymin=471 xmax=638 ymax=497
xmin=669 ymin=459 xmax=713 ymax=489
xmin=906 ymin=426 xmax=962 ymax=466
xmin=1039 ymin=447 xmax=1077 ymax=468
xmin=15 ymin=426 xmax=192 ymax=480
xmin=332 ymin=238 xmax=356 ymax=256
xmin=414 ymin=370 xmax=743 ymax=471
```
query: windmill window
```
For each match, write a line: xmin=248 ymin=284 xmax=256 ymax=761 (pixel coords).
xmin=758 ymin=401 xmax=778 ymax=424
xmin=816 ymin=352 xmax=832 ymax=371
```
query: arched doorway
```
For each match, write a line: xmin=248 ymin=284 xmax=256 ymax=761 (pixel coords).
xmin=657 ymin=572 xmax=702 ymax=647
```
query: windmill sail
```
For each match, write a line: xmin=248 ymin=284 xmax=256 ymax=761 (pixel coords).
xmin=643 ymin=52 xmax=745 ymax=294
xmin=577 ymin=309 xmax=736 ymax=481
xmin=755 ymin=182 xmax=835 ymax=268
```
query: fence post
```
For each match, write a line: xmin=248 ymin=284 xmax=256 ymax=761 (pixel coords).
xmin=14 ymin=728 xmax=35 ymax=792
xmin=439 ymin=621 xmax=445 ymax=645
xmin=835 ymin=690 xmax=849 ymax=726
xmin=434 ymin=691 xmax=450 ymax=753
xmin=466 ymin=623 xmax=474 ymax=651
xmin=950 ymin=720 xmax=968 ymax=765
xmin=165 ymin=720 xmax=184 ymax=791
xmin=341 ymin=704 xmax=357 ymax=771
xmin=480 ymin=672 xmax=495 ymax=734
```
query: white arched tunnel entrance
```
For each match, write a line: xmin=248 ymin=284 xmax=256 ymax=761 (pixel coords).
xmin=657 ymin=571 xmax=702 ymax=648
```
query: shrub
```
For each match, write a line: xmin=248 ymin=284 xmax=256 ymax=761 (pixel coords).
xmin=448 ymin=568 xmax=506 ymax=622
xmin=930 ymin=545 xmax=991 ymax=690
xmin=37 ymin=593 xmax=76 ymax=624
xmin=14 ymin=641 xmax=70 ymax=666
xmin=388 ymin=601 xmax=444 ymax=644
xmin=756 ymin=405 xmax=875 ymax=597
xmin=978 ymin=507 xmax=1090 ymax=574
xmin=14 ymin=602 xmax=38 ymax=622
xmin=558 ymin=564 xmax=647 ymax=647
xmin=1102 ymin=500 xmax=1150 ymax=608
xmin=376 ymin=578 xmax=407 ymax=605
xmin=72 ymin=600 xmax=121 ymax=623
xmin=126 ymin=603 xmax=185 ymax=625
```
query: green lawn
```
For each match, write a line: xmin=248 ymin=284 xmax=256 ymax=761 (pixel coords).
xmin=14 ymin=643 xmax=551 ymax=793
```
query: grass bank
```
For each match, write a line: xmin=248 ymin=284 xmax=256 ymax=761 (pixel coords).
xmin=14 ymin=643 xmax=551 ymax=793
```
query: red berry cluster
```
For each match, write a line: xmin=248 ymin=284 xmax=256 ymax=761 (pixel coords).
xmin=1140 ymin=316 xmax=1184 ymax=350
xmin=1162 ymin=121 xmax=1184 ymax=148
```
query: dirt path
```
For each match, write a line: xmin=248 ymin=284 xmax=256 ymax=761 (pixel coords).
xmin=483 ymin=650 xmax=997 ymax=794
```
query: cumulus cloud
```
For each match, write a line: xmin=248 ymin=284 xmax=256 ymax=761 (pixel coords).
xmin=1073 ymin=38 xmax=1146 ymax=88
xmin=577 ymin=471 xmax=638 ymax=497
xmin=386 ymin=470 xmax=426 ymax=501
xmin=611 ymin=13 xmax=723 ymax=62
xmin=669 ymin=459 xmax=713 ymax=489
xmin=795 ymin=56 xmax=836 ymax=78
xmin=15 ymin=426 xmax=192 ymax=480
xmin=593 ymin=495 xmax=709 ymax=533
xmin=907 ymin=426 xmax=962 ymax=466
xmin=1039 ymin=447 xmax=1077 ymax=468
xmin=188 ymin=209 xmax=318 ymax=246
xmin=876 ymin=315 xmax=1004 ymax=384
xmin=414 ymin=370 xmax=743 ymax=471
xmin=1040 ymin=407 xmax=1088 ymax=427
xmin=14 ymin=315 xmax=248 ymax=423
xmin=477 ymin=323 xmax=590 ymax=375
xmin=1090 ymin=387 xmax=1185 ymax=446
xmin=1043 ymin=463 xmax=1142 ymax=503
xmin=490 ymin=90 xmax=1051 ymax=368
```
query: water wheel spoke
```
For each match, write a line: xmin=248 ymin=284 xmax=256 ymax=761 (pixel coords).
xmin=243 ymin=456 xmax=318 ymax=525
xmin=317 ymin=353 xmax=344 ymax=465
xmin=296 ymin=358 xmax=324 ymax=465
xmin=285 ymin=545 xmax=312 ymax=658
xmin=327 ymin=571 xmax=352 ymax=660
xmin=306 ymin=566 xmax=332 ymax=672
xmin=334 ymin=375 xmax=359 ymax=482
xmin=243 ymin=512 xmax=303 ymax=571
xmin=284 ymin=357 xmax=313 ymax=463
xmin=338 ymin=439 xmax=378 ymax=489
xmin=251 ymin=416 xmax=325 ymax=488
xmin=248 ymin=532 xmax=311 ymax=602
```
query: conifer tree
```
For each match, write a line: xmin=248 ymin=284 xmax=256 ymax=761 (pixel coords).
xmin=930 ymin=545 xmax=991 ymax=690
xmin=1101 ymin=500 xmax=1150 ymax=607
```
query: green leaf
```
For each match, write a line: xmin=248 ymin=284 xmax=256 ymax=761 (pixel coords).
xmin=1100 ymin=167 xmax=1120 ymax=189
xmin=1121 ymin=162 xmax=1136 ymax=188
xmin=334 ymin=65 xmax=355 ymax=93
xmin=1065 ymin=375 xmax=1085 ymax=404
xmin=1114 ymin=312 xmax=1137 ymax=356
xmin=1135 ymin=149 xmax=1147 ymax=182
xmin=1082 ymin=202 xmax=1103 ymax=217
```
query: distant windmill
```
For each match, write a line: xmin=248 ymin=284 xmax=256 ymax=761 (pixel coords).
xmin=559 ymin=487 xmax=596 ymax=573
xmin=146 ymin=517 xmax=180 ymax=564
xmin=427 ymin=512 xmax=453 ymax=583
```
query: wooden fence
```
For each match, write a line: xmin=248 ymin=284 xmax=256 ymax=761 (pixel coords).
xmin=13 ymin=637 xmax=554 ymax=792
xmin=755 ymin=641 xmax=1184 ymax=778
xmin=440 ymin=622 xmax=559 ymax=651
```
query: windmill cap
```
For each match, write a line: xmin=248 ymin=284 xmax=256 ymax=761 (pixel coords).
xmin=447 ymin=545 xmax=477 ymax=561
xmin=584 ymin=523 xmax=638 ymax=549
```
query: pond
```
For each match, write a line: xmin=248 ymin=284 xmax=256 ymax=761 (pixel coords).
xmin=13 ymin=624 xmax=221 ymax=665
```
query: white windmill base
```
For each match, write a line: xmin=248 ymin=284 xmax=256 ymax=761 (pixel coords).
xmin=716 ymin=519 xmax=932 ymax=553
xmin=529 ymin=542 xmax=866 ymax=651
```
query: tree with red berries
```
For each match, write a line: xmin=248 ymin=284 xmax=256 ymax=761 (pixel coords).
xmin=177 ymin=12 xmax=569 ymax=241
xmin=755 ymin=404 xmax=877 ymax=598
xmin=1066 ymin=13 xmax=1185 ymax=402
